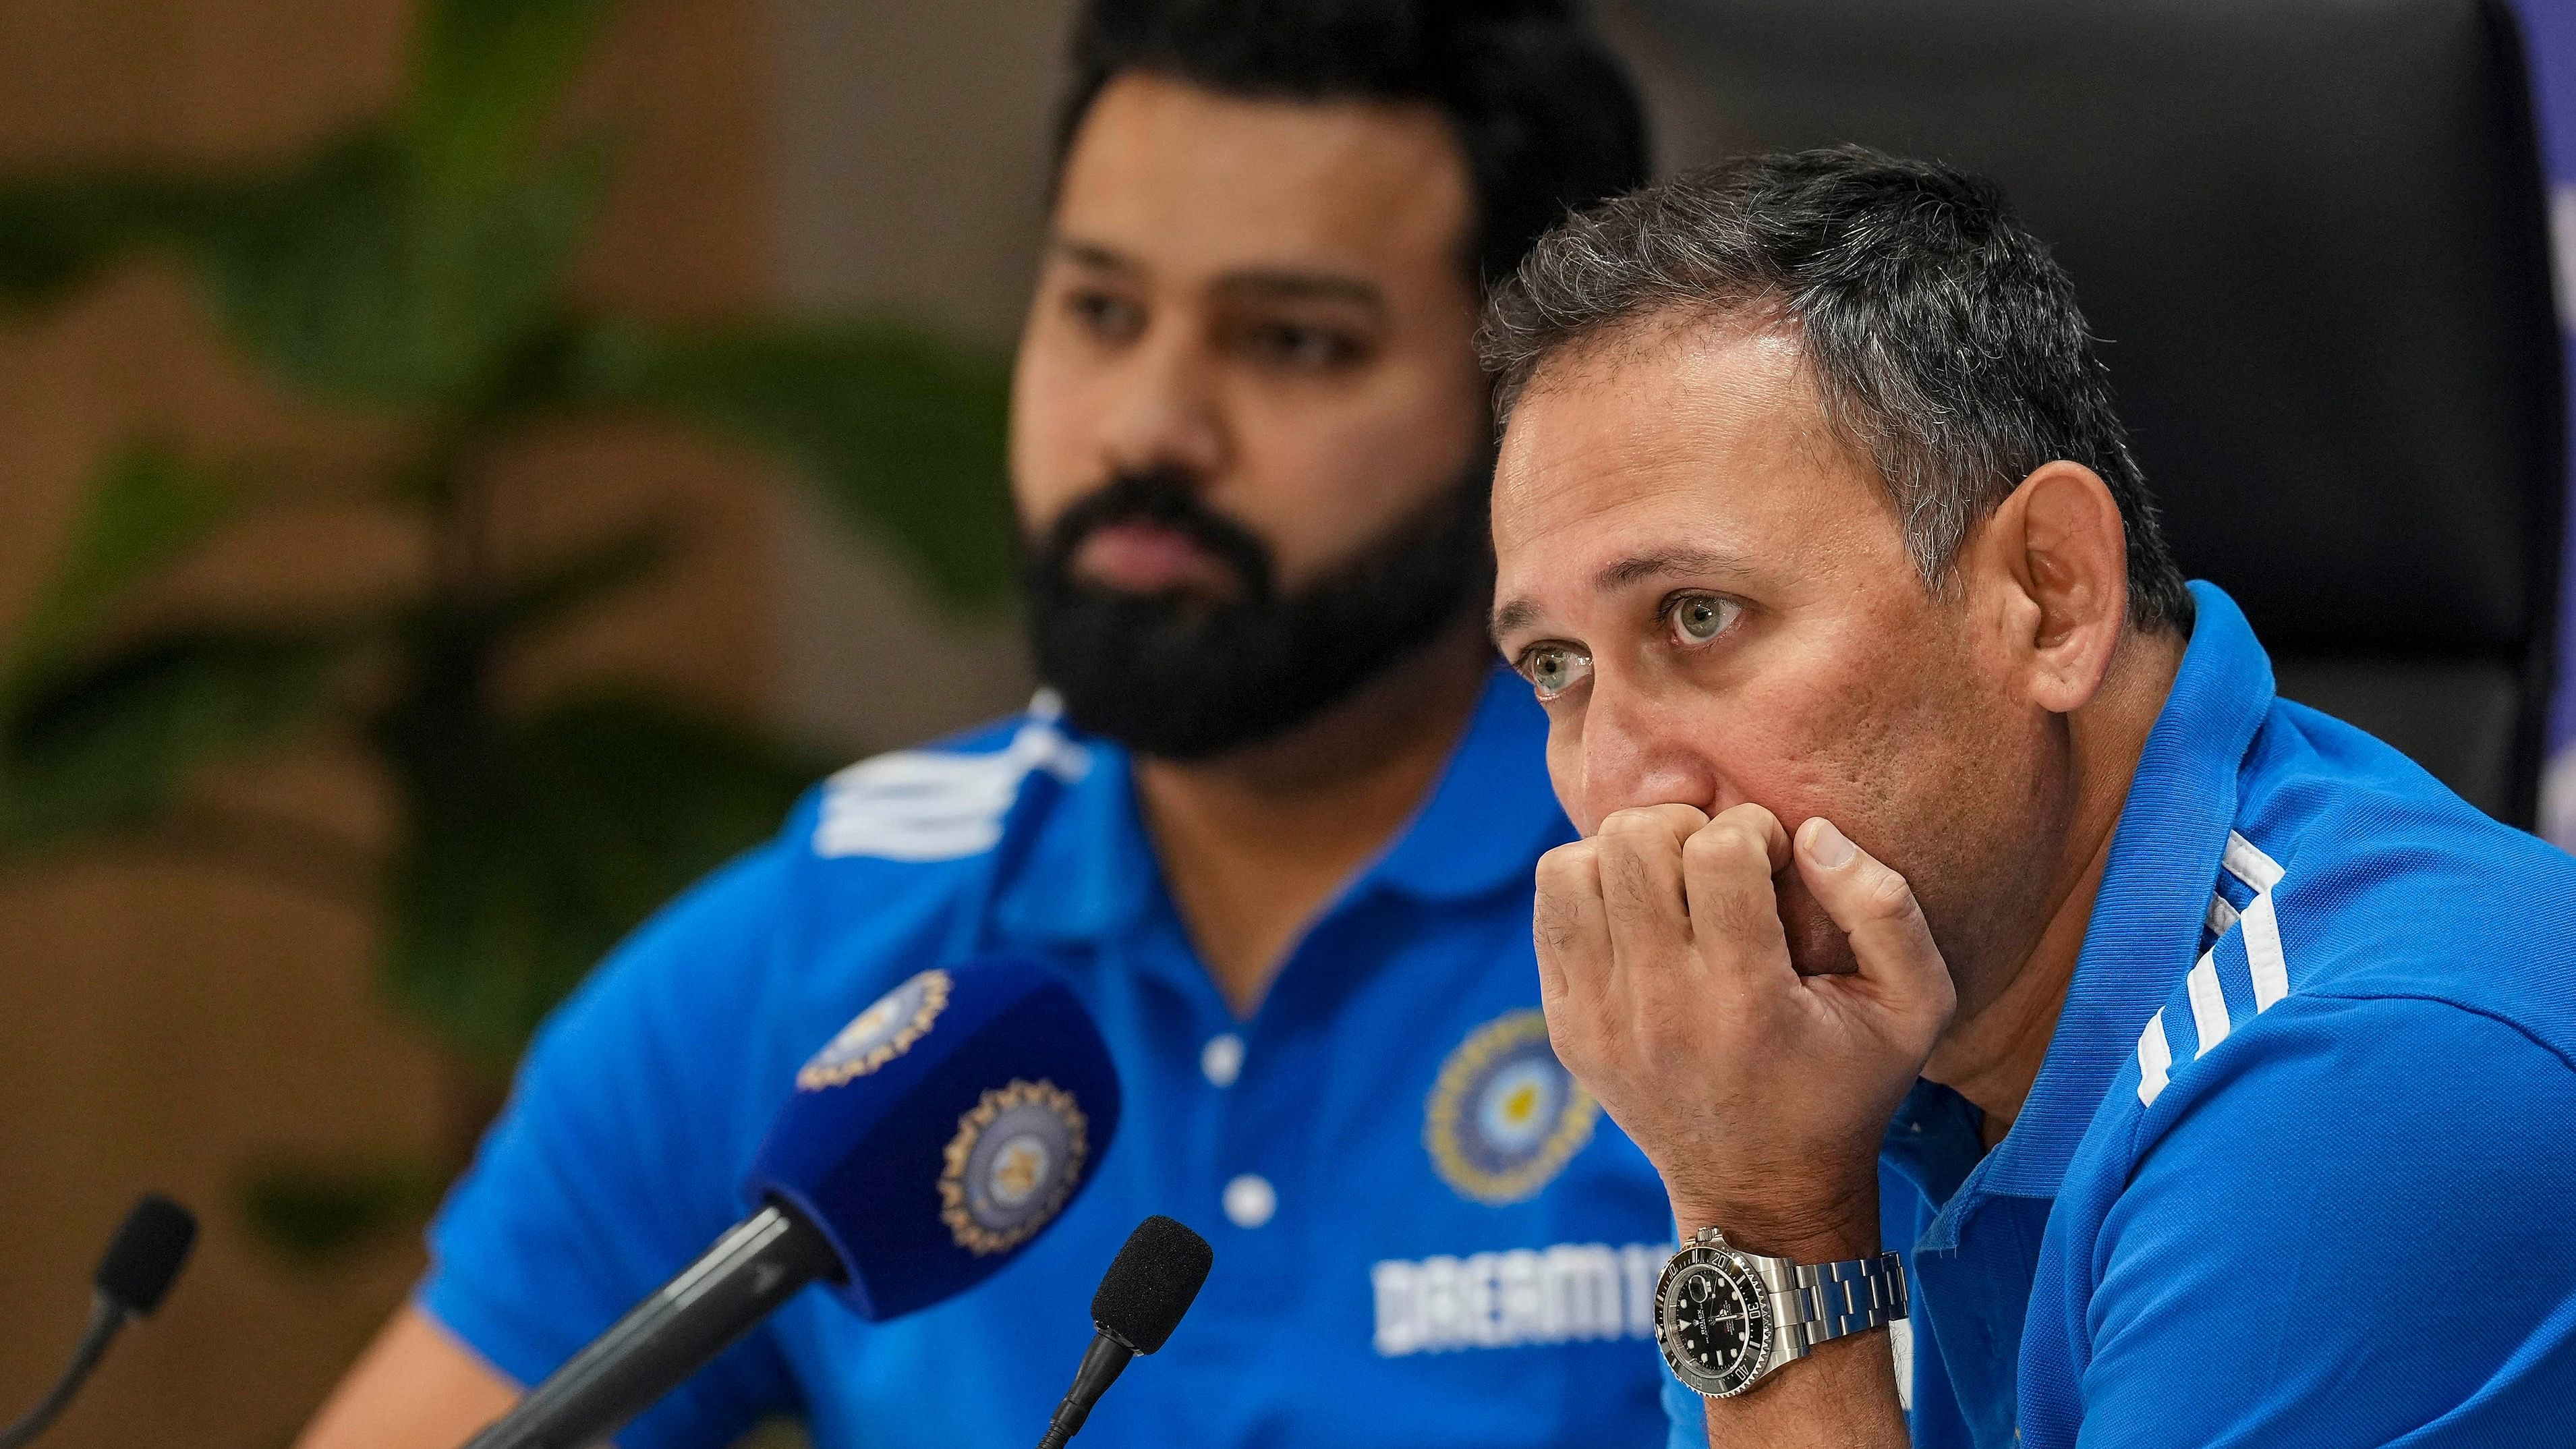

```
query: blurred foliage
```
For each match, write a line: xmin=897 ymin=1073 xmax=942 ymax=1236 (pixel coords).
xmin=240 ymin=1159 xmax=447 ymax=1266
xmin=0 ymin=0 xmax=1016 ymax=1248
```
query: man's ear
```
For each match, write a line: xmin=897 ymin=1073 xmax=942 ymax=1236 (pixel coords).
xmin=1969 ymin=460 xmax=2129 ymax=714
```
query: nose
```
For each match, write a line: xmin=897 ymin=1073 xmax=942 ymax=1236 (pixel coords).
xmin=1568 ymin=673 xmax=1725 ymax=830
xmin=1095 ymin=323 xmax=1227 ymax=484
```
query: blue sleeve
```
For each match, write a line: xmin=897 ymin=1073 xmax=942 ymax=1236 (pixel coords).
xmin=418 ymin=843 xmax=805 ymax=1449
xmin=2078 ymin=994 xmax=2576 ymax=1447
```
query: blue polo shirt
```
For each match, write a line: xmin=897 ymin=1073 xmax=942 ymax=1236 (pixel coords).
xmin=421 ymin=666 xmax=1679 ymax=1448
xmin=1665 ymin=582 xmax=2576 ymax=1448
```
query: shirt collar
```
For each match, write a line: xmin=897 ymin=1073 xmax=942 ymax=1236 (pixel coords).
xmin=1966 ymin=581 xmax=2276 ymax=1201
xmin=992 ymin=665 xmax=1572 ymax=948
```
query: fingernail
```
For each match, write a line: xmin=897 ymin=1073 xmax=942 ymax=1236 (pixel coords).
xmin=1804 ymin=817 xmax=1856 ymax=869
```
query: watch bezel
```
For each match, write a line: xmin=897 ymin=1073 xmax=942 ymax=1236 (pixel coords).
xmin=1653 ymin=1240 xmax=1774 ymax=1398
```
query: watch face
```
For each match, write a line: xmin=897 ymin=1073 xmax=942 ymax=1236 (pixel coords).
xmin=1655 ymin=1245 xmax=1772 ymax=1397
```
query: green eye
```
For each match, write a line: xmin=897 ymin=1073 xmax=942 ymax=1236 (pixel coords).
xmin=1670 ymin=593 xmax=1738 ymax=645
xmin=1518 ymin=644 xmax=1593 ymax=700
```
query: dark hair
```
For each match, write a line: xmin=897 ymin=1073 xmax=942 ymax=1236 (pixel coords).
xmin=1054 ymin=0 xmax=1651 ymax=292
xmin=1481 ymin=146 xmax=2194 ymax=633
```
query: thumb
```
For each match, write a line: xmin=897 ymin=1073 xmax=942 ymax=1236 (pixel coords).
xmin=1792 ymin=817 xmax=1954 ymax=1019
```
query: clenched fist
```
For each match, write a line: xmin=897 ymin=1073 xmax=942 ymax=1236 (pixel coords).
xmin=1533 ymin=802 xmax=1955 ymax=1259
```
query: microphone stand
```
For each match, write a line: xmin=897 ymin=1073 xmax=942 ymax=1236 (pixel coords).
xmin=1033 ymin=1328 xmax=1138 ymax=1449
xmin=0 ymin=1293 xmax=131 ymax=1449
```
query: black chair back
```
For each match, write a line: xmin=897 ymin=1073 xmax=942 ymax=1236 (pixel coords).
xmin=1624 ymin=0 xmax=2565 ymax=822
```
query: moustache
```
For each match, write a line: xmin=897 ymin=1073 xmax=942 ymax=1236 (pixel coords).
xmin=1034 ymin=470 xmax=1277 ymax=602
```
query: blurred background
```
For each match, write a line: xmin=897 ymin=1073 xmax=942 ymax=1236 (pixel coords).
xmin=0 ymin=3 xmax=2569 ymax=1447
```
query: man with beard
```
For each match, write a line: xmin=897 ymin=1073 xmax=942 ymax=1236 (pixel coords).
xmin=297 ymin=4 xmax=1665 ymax=1448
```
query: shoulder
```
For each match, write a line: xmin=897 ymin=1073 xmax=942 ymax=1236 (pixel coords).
xmin=2053 ymin=994 xmax=2576 ymax=1447
xmin=805 ymin=701 xmax=1094 ymax=865
xmin=515 ymin=704 xmax=1106 ymax=1122
xmin=2196 ymin=698 xmax=2576 ymax=1060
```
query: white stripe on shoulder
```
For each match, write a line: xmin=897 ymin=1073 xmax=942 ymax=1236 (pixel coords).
xmin=2241 ymin=891 xmax=2289 ymax=1010
xmin=2204 ymin=892 xmax=2239 ymax=936
xmin=2137 ymin=1010 xmax=2174 ymax=1106
xmin=2142 ymin=830 xmax=2295 ymax=1109
xmin=2221 ymin=830 xmax=2283 ymax=892
xmin=2185 ymin=953 xmax=2231 ymax=1057
xmin=813 ymin=707 xmax=1091 ymax=863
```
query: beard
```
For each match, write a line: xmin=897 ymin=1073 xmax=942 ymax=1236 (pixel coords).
xmin=1017 ymin=465 xmax=1492 ymax=760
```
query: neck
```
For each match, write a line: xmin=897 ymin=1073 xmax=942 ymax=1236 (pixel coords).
xmin=1923 ymin=627 xmax=2185 ymax=1147
xmin=1134 ymin=620 xmax=1494 ymax=1016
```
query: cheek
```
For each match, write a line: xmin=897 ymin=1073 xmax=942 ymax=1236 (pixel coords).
xmin=1542 ymin=707 xmax=1594 ymax=833
xmin=1228 ymin=374 xmax=1478 ymax=580
xmin=1007 ymin=335 xmax=1097 ymax=530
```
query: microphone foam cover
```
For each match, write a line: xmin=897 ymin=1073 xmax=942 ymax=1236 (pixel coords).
xmin=1092 ymin=1215 xmax=1213 ymax=1354
xmin=94 ymin=1195 xmax=197 ymax=1315
xmin=745 ymin=955 xmax=1122 ymax=1322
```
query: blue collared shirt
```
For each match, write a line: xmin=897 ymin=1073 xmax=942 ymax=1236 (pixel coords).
xmin=422 ymin=667 xmax=1679 ymax=1448
xmin=1667 ymin=582 xmax=2576 ymax=1448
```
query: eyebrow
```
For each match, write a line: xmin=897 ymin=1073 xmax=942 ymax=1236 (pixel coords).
xmin=1489 ymin=546 xmax=1758 ymax=644
xmin=1046 ymin=238 xmax=1385 ymax=314
xmin=1211 ymin=269 xmax=1385 ymax=312
xmin=1050 ymin=238 xmax=1142 ymax=275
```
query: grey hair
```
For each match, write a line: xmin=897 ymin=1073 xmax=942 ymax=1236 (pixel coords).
xmin=1479 ymin=145 xmax=2193 ymax=633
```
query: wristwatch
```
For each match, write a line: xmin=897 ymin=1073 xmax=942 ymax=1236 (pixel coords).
xmin=1653 ymin=1226 xmax=1907 ymax=1398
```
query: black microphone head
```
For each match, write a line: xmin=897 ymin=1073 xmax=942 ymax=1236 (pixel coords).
xmin=1091 ymin=1216 xmax=1212 ymax=1355
xmin=94 ymin=1194 xmax=196 ymax=1315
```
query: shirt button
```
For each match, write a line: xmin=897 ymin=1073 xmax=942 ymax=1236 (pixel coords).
xmin=1222 ymin=1173 xmax=1276 ymax=1229
xmin=1201 ymin=1033 xmax=1245 ymax=1087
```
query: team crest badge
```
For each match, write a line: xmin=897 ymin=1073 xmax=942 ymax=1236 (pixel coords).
xmin=1425 ymin=1010 xmax=1599 ymax=1205
xmin=797 ymin=969 xmax=952 ymax=1091
xmin=940 ymin=1079 xmax=1090 ymax=1254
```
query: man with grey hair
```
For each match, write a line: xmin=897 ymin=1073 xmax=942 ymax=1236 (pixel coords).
xmin=1483 ymin=146 xmax=2576 ymax=1448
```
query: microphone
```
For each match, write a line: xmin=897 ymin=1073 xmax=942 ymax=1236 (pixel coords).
xmin=0 ymin=1194 xmax=198 ymax=1449
xmin=1035 ymin=1215 xmax=1215 ymax=1449
xmin=467 ymin=955 xmax=1123 ymax=1449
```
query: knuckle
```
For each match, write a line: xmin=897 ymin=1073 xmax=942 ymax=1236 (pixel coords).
xmin=1685 ymin=820 xmax=1764 ymax=872
xmin=1534 ymin=843 xmax=1594 ymax=889
xmin=1597 ymin=808 xmax=1657 ymax=839
xmin=1716 ymin=800 xmax=1783 ymax=837
xmin=1862 ymin=862 xmax=1918 ymax=915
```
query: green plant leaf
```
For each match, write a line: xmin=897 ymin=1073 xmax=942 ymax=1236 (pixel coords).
xmin=0 ymin=628 xmax=345 ymax=848
xmin=407 ymin=0 xmax=618 ymax=196
xmin=567 ymin=320 xmax=1018 ymax=608
xmin=0 ymin=173 xmax=227 ymax=308
xmin=239 ymin=1157 xmax=441 ymax=1266
xmin=191 ymin=133 xmax=610 ymax=404
xmin=0 ymin=132 xmax=606 ymax=404
xmin=378 ymin=695 xmax=820 ymax=1073
xmin=7 ymin=442 xmax=239 ymax=673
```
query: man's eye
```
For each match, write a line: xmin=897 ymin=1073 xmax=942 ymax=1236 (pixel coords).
xmin=1242 ymin=322 xmax=1364 ymax=370
xmin=1067 ymin=289 xmax=1142 ymax=339
xmin=1516 ymin=644 xmax=1593 ymax=700
xmin=1666 ymin=593 xmax=1740 ymax=646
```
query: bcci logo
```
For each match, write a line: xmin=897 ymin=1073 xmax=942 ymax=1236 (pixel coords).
xmin=1425 ymin=1010 xmax=1599 ymax=1205
xmin=797 ymin=969 xmax=951 ymax=1091
xmin=940 ymin=1079 xmax=1089 ymax=1255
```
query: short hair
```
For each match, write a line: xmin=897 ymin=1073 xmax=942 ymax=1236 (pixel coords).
xmin=1480 ymin=146 xmax=2194 ymax=633
xmin=1055 ymin=0 xmax=1651 ymax=293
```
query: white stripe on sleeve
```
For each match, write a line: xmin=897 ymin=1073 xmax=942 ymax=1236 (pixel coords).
xmin=2185 ymin=953 xmax=2231 ymax=1057
xmin=2241 ymin=891 xmax=2289 ymax=1011
xmin=2204 ymin=892 xmax=2239 ymax=936
xmin=2222 ymin=830 xmax=2284 ymax=892
xmin=2137 ymin=1010 xmax=2173 ymax=1106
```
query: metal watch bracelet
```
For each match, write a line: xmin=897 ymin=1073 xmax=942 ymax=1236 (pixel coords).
xmin=1746 ymin=1243 xmax=1908 ymax=1361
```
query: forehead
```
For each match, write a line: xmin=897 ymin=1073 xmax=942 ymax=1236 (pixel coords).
xmin=1491 ymin=322 xmax=1900 ymax=612
xmin=1054 ymin=72 xmax=1473 ymax=287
